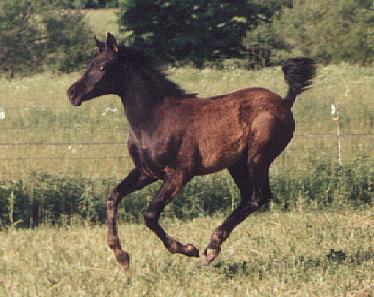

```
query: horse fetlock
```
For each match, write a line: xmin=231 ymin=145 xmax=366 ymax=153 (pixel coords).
xmin=166 ymin=240 xmax=199 ymax=257
xmin=167 ymin=240 xmax=179 ymax=254
xmin=211 ymin=229 xmax=228 ymax=245
xmin=201 ymin=247 xmax=221 ymax=265
xmin=184 ymin=244 xmax=199 ymax=257
xmin=114 ymin=249 xmax=130 ymax=271
xmin=107 ymin=236 xmax=120 ymax=249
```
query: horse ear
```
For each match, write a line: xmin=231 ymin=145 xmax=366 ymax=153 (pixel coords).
xmin=106 ymin=32 xmax=119 ymax=53
xmin=94 ymin=35 xmax=105 ymax=53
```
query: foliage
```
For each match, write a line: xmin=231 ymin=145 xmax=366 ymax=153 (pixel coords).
xmin=243 ymin=0 xmax=374 ymax=67
xmin=1 ymin=174 xmax=107 ymax=227
xmin=243 ymin=22 xmax=291 ymax=68
xmin=43 ymin=10 xmax=95 ymax=73
xmin=0 ymin=159 xmax=372 ymax=228
xmin=0 ymin=0 xmax=94 ymax=77
xmin=272 ymin=0 xmax=374 ymax=65
xmin=61 ymin=0 xmax=120 ymax=9
xmin=0 ymin=0 xmax=44 ymax=77
xmin=118 ymin=0 xmax=286 ymax=67
xmin=2 ymin=1 xmax=374 ymax=75
xmin=117 ymin=0 xmax=374 ymax=68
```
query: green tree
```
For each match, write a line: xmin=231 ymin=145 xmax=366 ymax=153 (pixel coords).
xmin=242 ymin=0 xmax=293 ymax=68
xmin=0 ymin=0 xmax=94 ymax=77
xmin=43 ymin=9 xmax=95 ymax=72
xmin=274 ymin=0 xmax=374 ymax=64
xmin=243 ymin=22 xmax=291 ymax=68
xmin=0 ymin=0 xmax=44 ymax=77
xmin=61 ymin=0 xmax=119 ymax=9
xmin=119 ymin=0 xmax=286 ymax=67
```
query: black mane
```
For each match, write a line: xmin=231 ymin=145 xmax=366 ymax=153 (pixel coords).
xmin=120 ymin=45 xmax=197 ymax=100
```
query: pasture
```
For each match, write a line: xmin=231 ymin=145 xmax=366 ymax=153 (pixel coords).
xmin=1 ymin=210 xmax=373 ymax=297
xmin=0 ymin=8 xmax=373 ymax=297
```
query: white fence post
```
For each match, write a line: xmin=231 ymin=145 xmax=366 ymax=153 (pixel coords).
xmin=331 ymin=103 xmax=343 ymax=166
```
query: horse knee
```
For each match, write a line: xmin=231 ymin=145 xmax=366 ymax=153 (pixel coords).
xmin=143 ymin=210 xmax=158 ymax=228
xmin=248 ymin=194 xmax=270 ymax=211
xmin=107 ymin=187 xmax=121 ymax=203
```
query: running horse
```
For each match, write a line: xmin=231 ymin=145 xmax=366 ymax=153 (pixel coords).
xmin=67 ymin=33 xmax=316 ymax=270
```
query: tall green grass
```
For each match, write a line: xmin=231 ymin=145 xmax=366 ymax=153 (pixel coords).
xmin=84 ymin=8 xmax=120 ymax=38
xmin=0 ymin=158 xmax=372 ymax=228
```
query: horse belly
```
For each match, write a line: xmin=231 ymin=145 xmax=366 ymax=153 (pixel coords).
xmin=197 ymin=123 xmax=247 ymax=174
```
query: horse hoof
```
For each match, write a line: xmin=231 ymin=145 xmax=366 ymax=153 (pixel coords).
xmin=185 ymin=243 xmax=199 ymax=257
xmin=114 ymin=249 xmax=130 ymax=271
xmin=167 ymin=240 xmax=199 ymax=257
xmin=201 ymin=248 xmax=220 ymax=266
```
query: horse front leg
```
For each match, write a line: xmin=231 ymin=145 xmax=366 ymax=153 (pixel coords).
xmin=107 ymin=168 xmax=156 ymax=270
xmin=143 ymin=168 xmax=199 ymax=257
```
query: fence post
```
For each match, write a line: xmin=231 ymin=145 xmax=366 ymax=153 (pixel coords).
xmin=331 ymin=103 xmax=342 ymax=166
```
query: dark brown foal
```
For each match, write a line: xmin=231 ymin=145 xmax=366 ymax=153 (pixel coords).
xmin=67 ymin=33 xmax=316 ymax=270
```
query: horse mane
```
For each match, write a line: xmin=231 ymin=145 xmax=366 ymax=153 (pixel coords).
xmin=120 ymin=45 xmax=197 ymax=100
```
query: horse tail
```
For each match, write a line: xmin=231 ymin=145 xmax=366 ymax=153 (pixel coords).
xmin=282 ymin=57 xmax=316 ymax=107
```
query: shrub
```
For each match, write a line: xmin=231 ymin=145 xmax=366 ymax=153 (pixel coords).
xmin=0 ymin=0 xmax=94 ymax=77
xmin=118 ymin=0 xmax=286 ymax=67
xmin=272 ymin=0 xmax=374 ymax=65
xmin=0 ymin=158 xmax=372 ymax=228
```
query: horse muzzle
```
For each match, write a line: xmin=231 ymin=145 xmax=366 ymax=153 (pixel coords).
xmin=67 ymin=86 xmax=82 ymax=106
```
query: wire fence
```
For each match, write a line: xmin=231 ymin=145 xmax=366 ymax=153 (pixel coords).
xmin=0 ymin=131 xmax=372 ymax=181
xmin=0 ymin=102 xmax=373 ymax=180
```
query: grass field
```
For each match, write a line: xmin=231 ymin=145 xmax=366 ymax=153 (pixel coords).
xmin=1 ymin=209 xmax=373 ymax=297
xmin=84 ymin=9 xmax=120 ymax=38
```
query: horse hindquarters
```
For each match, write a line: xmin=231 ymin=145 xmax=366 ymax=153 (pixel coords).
xmin=202 ymin=107 xmax=294 ymax=264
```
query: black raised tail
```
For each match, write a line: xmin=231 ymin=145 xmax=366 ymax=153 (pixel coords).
xmin=282 ymin=57 xmax=316 ymax=107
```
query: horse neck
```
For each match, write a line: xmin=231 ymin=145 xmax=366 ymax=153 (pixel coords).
xmin=120 ymin=66 xmax=185 ymax=133
xmin=120 ymin=80 xmax=155 ymax=134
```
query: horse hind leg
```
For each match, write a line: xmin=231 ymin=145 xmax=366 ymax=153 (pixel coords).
xmin=202 ymin=157 xmax=271 ymax=265
xmin=202 ymin=112 xmax=289 ymax=265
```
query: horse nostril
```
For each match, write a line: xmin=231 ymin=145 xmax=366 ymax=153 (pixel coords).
xmin=69 ymin=88 xmax=75 ymax=97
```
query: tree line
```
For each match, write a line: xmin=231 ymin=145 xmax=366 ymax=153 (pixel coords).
xmin=62 ymin=0 xmax=120 ymax=9
xmin=0 ymin=0 xmax=373 ymax=77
